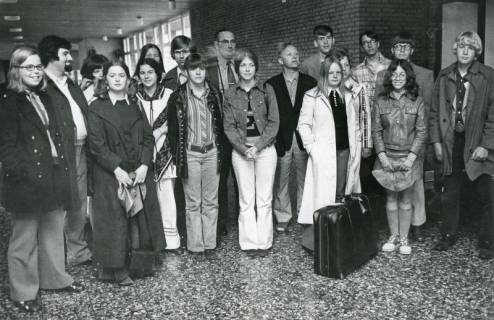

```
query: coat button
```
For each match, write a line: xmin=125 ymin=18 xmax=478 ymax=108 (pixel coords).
xmin=31 ymin=136 xmax=35 ymax=140
xmin=36 ymin=162 xmax=41 ymax=166
xmin=34 ymin=149 xmax=38 ymax=153
xmin=38 ymin=174 xmax=43 ymax=179
xmin=65 ymin=167 xmax=68 ymax=171
xmin=61 ymin=155 xmax=64 ymax=159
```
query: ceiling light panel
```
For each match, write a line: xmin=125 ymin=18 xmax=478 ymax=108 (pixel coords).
xmin=4 ymin=15 xmax=21 ymax=21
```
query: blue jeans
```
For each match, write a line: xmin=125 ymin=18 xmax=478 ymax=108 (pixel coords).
xmin=182 ymin=148 xmax=220 ymax=252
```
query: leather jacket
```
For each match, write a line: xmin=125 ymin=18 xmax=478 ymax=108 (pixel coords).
xmin=155 ymin=81 xmax=224 ymax=179
xmin=372 ymin=92 xmax=427 ymax=156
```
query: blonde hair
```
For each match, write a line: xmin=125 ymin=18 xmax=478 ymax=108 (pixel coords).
xmin=7 ymin=45 xmax=47 ymax=93
xmin=452 ymin=31 xmax=483 ymax=56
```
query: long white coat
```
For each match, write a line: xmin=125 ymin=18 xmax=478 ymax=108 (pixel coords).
xmin=297 ymin=87 xmax=362 ymax=224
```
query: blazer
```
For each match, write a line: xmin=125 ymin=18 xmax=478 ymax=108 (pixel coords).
xmin=0 ymin=89 xmax=71 ymax=214
xmin=429 ymin=61 xmax=494 ymax=179
xmin=265 ymin=72 xmax=317 ymax=157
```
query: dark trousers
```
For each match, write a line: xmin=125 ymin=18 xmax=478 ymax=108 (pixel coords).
xmin=174 ymin=179 xmax=187 ymax=247
xmin=218 ymin=144 xmax=239 ymax=231
xmin=440 ymin=133 xmax=494 ymax=243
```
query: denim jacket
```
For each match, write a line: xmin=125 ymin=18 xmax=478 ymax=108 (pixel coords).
xmin=372 ymin=92 xmax=427 ymax=156
xmin=223 ymin=82 xmax=279 ymax=154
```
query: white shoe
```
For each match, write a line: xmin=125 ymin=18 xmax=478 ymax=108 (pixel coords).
xmin=382 ymin=235 xmax=400 ymax=252
xmin=399 ymin=238 xmax=412 ymax=255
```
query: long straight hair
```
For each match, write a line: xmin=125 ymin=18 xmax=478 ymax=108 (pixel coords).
xmin=316 ymin=54 xmax=343 ymax=96
xmin=7 ymin=46 xmax=47 ymax=93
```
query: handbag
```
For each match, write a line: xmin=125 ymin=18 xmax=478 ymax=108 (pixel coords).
xmin=128 ymin=184 xmax=159 ymax=275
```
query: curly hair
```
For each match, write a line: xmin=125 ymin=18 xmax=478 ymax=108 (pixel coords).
xmin=380 ymin=59 xmax=419 ymax=100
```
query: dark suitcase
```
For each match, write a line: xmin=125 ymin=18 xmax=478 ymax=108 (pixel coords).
xmin=314 ymin=194 xmax=378 ymax=278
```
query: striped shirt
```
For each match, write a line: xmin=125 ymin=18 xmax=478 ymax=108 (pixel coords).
xmin=187 ymin=83 xmax=214 ymax=146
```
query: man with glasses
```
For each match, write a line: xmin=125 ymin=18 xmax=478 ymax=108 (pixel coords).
xmin=300 ymin=25 xmax=334 ymax=79
xmin=38 ymin=35 xmax=92 ymax=266
xmin=206 ymin=29 xmax=239 ymax=240
xmin=374 ymin=32 xmax=434 ymax=243
xmin=353 ymin=31 xmax=391 ymax=103
xmin=163 ymin=35 xmax=197 ymax=91
xmin=430 ymin=31 xmax=494 ymax=259
xmin=353 ymin=31 xmax=391 ymax=197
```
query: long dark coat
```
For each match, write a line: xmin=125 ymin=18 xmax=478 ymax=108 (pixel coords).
xmin=87 ymin=97 xmax=164 ymax=269
xmin=0 ymin=89 xmax=71 ymax=214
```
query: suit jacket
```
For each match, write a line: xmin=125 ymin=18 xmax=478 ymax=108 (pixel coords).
xmin=300 ymin=53 xmax=322 ymax=80
xmin=163 ymin=66 xmax=180 ymax=92
xmin=0 ymin=89 xmax=71 ymax=213
xmin=265 ymin=72 xmax=317 ymax=156
xmin=429 ymin=61 xmax=494 ymax=179
xmin=206 ymin=59 xmax=222 ymax=93
xmin=46 ymin=77 xmax=89 ymax=204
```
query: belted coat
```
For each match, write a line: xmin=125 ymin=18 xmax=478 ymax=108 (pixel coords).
xmin=297 ymin=87 xmax=362 ymax=224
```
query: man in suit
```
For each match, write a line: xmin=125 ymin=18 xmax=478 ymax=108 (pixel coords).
xmin=266 ymin=42 xmax=317 ymax=233
xmin=206 ymin=29 xmax=239 ymax=238
xmin=163 ymin=35 xmax=197 ymax=91
xmin=38 ymin=35 xmax=92 ymax=266
xmin=374 ymin=32 xmax=434 ymax=242
xmin=300 ymin=25 xmax=334 ymax=80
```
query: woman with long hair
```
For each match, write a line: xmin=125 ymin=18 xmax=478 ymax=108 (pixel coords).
xmin=372 ymin=59 xmax=426 ymax=255
xmin=88 ymin=61 xmax=164 ymax=285
xmin=0 ymin=46 xmax=83 ymax=312
xmin=297 ymin=54 xmax=362 ymax=251
xmin=223 ymin=49 xmax=279 ymax=256
xmin=135 ymin=58 xmax=183 ymax=253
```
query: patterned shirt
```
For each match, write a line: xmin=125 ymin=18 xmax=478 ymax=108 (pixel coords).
xmin=187 ymin=84 xmax=214 ymax=146
xmin=352 ymin=52 xmax=391 ymax=104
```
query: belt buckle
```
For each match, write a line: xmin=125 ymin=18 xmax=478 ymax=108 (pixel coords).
xmin=201 ymin=144 xmax=207 ymax=153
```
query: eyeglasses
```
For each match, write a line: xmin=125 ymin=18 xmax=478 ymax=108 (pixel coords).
xmin=15 ymin=64 xmax=44 ymax=72
xmin=362 ymin=39 xmax=377 ymax=46
xmin=391 ymin=73 xmax=407 ymax=80
xmin=218 ymin=39 xmax=236 ymax=45
xmin=393 ymin=44 xmax=412 ymax=51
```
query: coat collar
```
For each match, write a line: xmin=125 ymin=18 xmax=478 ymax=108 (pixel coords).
xmin=15 ymin=91 xmax=51 ymax=134
xmin=90 ymin=98 xmax=141 ymax=133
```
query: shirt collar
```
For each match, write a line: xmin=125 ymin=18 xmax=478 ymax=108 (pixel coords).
xmin=283 ymin=71 xmax=299 ymax=83
xmin=363 ymin=51 xmax=386 ymax=66
xmin=328 ymin=87 xmax=342 ymax=97
xmin=234 ymin=81 xmax=265 ymax=93
xmin=45 ymin=69 xmax=68 ymax=86
xmin=187 ymin=82 xmax=210 ymax=99
xmin=389 ymin=90 xmax=407 ymax=100
xmin=109 ymin=93 xmax=129 ymax=106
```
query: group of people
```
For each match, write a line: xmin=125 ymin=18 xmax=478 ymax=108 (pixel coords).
xmin=1 ymin=23 xmax=494 ymax=313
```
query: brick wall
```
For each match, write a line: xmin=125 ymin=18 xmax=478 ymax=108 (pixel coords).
xmin=189 ymin=0 xmax=435 ymax=82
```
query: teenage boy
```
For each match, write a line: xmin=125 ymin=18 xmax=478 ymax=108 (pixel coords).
xmin=429 ymin=31 xmax=494 ymax=260
xmin=163 ymin=35 xmax=197 ymax=91
xmin=166 ymin=53 xmax=225 ymax=254
xmin=266 ymin=42 xmax=317 ymax=233
xmin=300 ymin=25 xmax=334 ymax=79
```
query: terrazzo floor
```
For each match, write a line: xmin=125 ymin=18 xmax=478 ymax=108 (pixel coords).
xmin=1 ymin=206 xmax=493 ymax=319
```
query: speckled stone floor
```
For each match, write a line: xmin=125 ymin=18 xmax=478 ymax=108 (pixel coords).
xmin=1 ymin=205 xmax=493 ymax=320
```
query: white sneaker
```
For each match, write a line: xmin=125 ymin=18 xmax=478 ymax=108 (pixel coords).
xmin=399 ymin=238 xmax=412 ymax=255
xmin=382 ymin=235 xmax=400 ymax=252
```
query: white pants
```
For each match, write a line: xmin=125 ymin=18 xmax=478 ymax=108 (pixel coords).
xmin=157 ymin=178 xmax=180 ymax=249
xmin=232 ymin=146 xmax=277 ymax=250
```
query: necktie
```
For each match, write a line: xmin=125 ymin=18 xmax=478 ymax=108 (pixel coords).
xmin=226 ymin=61 xmax=236 ymax=86
xmin=27 ymin=92 xmax=59 ymax=159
